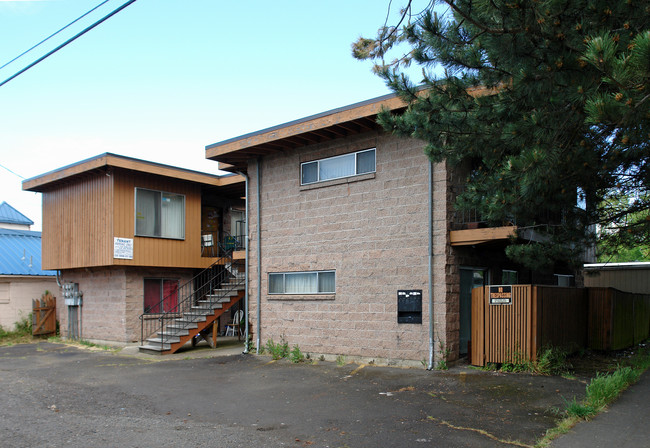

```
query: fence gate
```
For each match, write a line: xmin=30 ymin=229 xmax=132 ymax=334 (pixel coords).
xmin=32 ymin=293 xmax=57 ymax=336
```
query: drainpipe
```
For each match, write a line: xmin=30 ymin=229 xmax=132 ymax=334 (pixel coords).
xmin=427 ymin=160 xmax=435 ymax=370
xmin=237 ymin=171 xmax=250 ymax=354
xmin=255 ymin=158 xmax=262 ymax=354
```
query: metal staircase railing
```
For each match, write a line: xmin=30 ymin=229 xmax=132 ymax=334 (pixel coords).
xmin=139 ymin=251 xmax=244 ymax=349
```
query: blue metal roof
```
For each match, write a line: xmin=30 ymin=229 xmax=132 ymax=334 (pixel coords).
xmin=0 ymin=202 xmax=34 ymax=226
xmin=0 ymin=228 xmax=55 ymax=276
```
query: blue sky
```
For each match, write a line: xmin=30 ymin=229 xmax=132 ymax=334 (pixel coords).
xmin=0 ymin=0 xmax=429 ymax=230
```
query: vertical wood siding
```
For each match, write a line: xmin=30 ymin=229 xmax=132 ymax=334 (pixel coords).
xmin=42 ymin=173 xmax=113 ymax=269
xmin=112 ymin=170 xmax=204 ymax=268
xmin=41 ymin=169 xmax=208 ymax=269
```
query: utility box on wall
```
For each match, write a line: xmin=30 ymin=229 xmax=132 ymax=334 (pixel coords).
xmin=397 ymin=290 xmax=422 ymax=324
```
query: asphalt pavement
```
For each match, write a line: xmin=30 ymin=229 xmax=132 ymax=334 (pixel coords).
xmin=0 ymin=340 xmax=646 ymax=447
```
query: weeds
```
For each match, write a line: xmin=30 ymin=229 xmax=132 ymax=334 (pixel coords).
xmin=265 ymin=337 xmax=289 ymax=360
xmin=436 ymin=340 xmax=450 ymax=370
xmin=336 ymin=355 xmax=347 ymax=366
xmin=0 ymin=315 xmax=35 ymax=346
xmin=289 ymin=345 xmax=305 ymax=363
xmin=536 ymin=344 xmax=650 ymax=447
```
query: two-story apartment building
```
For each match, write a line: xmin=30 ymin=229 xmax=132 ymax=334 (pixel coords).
xmin=23 ymin=153 xmax=246 ymax=346
xmin=205 ymin=93 xmax=575 ymax=367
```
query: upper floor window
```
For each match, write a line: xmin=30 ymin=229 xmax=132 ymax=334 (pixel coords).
xmin=301 ymin=148 xmax=375 ymax=185
xmin=135 ymin=188 xmax=185 ymax=239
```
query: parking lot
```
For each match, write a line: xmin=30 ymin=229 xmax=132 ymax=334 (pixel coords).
xmin=0 ymin=341 xmax=590 ymax=447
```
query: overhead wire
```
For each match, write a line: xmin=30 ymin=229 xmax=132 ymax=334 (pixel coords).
xmin=0 ymin=0 xmax=112 ymax=71
xmin=0 ymin=0 xmax=139 ymax=88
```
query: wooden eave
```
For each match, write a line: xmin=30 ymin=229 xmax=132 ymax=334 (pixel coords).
xmin=23 ymin=153 xmax=244 ymax=192
xmin=450 ymin=226 xmax=518 ymax=246
xmin=205 ymin=93 xmax=408 ymax=172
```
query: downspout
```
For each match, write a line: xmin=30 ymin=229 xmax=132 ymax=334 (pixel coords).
xmin=427 ymin=160 xmax=435 ymax=370
xmin=236 ymin=171 xmax=250 ymax=354
xmin=255 ymin=158 xmax=262 ymax=354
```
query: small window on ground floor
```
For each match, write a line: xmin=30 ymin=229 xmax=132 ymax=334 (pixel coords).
xmin=144 ymin=278 xmax=179 ymax=313
xmin=268 ymin=270 xmax=335 ymax=294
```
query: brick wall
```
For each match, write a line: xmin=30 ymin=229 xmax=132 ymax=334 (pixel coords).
xmin=246 ymin=131 xmax=456 ymax=364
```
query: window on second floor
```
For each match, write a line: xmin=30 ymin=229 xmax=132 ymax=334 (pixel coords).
xmin=301 ymin=148 xmax=375 ymax=185
xmin=135 ymin=188 xmax=185 ymax=239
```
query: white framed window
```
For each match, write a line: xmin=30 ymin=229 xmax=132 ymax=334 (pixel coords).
xmin=268 ymin=270 xmax=335 ymax=294
xmin=135 ymin=188 xmax=185 ymax=239
xmin=301 ymin=148 xmax=375 ymax=185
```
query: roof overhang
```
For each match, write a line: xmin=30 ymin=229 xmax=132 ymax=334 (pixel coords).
xmin=205 ymin=93 xmax=408 ymax=173
xmin=23 ymin=153 xmax=244 ymax=192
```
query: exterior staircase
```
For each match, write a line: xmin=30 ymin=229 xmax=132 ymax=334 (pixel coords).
xmin=139 ymin=259 xmax=245 ymax=355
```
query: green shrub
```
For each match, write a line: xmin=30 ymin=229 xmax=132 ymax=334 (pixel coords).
xmin=265 ymin=337 xmax=289 ymax=360
xmin=289 ymin=345 xmax=305 ymax=363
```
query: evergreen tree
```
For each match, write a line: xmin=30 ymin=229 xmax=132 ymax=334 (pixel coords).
xmin=353 ymin=0 xmax=650 ymax=269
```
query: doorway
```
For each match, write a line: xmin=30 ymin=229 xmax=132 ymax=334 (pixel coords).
xmin=459 ymin=267 xmax=487 ymax=355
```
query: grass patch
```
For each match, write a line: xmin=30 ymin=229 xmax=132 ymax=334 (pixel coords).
xmin=0 ymin=315 xmax=36 ymax=346
xmin=484 ymin=346 xmax=571 ymax=376
xmin=536 ymin=344 xmax=650 ymax=447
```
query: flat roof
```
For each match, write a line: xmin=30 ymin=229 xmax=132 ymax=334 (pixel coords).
xmin=584 ymin=262 xmax=650 ymax=270
xmin=23 ymin=153 xmax=244 ymax=192
xmin=205 ymin=92 xmax=407 ymax=172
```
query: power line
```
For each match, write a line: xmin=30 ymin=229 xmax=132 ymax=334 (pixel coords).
xmin=0 ymin=0 xmax=139 ymax=88
xmin=0 ymin=0 xmax=112 ymax=71
xmin=0 ymin=163 xmax=25 ymax=180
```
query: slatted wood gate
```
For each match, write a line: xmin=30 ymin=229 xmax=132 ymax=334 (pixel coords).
xmin=470 ymin=285 xmax=588 ymax=366
xmin=32 ymin=293 xmax=57 ymax=336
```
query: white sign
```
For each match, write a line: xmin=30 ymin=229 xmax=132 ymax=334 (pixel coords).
xmin=114 ymin=237 xmax=134 ymax=259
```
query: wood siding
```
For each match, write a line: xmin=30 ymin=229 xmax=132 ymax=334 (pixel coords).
xmin=112 ymin=170 xmax=205 ymax=268
xmin=41 ymin=169 xmax=210 ymax=270
xmin=42 ymin=173 xmax=113 ymax=269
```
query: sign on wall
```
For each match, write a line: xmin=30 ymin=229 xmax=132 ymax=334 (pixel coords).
xmin=489 ymin=285 xmax=512 ymax=305
xmin=113 ymin=237 xmax=134 ymax=260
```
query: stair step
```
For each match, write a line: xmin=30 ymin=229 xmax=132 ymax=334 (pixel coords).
xmin=195 ymin=301 xmax=224 ymax=310
xmin=161 ymin=328 xmax=190 ymax=338
xmin=144 ymin=337 xmax=175 ymax=349
xmin=139 ymin=344 xmax=167 ymax=355
xmin=167 ymin=322 xmax=198 ymax=330
xmin=212 ymin=289 xmax=240 ymax=296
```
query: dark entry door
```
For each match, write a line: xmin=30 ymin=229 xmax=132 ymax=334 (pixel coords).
xmin=459 ymin=268 xmax=486 ymax=355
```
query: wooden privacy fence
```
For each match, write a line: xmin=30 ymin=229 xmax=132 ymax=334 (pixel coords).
xmin=32 ymin=293 xmax=57 ymax=336
xmin=588 ymin=287 xmax=650 ymax=351
xmin=471 ymin=285 xmax=650 ymax=366
xmin=471 ymin=285 xmax=588 ymax=366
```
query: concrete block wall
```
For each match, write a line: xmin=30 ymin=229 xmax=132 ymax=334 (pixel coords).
xmin=58 ymin=267 xmax=194 ymax=343
xmin=246 ymin=131 xmax=456 ymax=364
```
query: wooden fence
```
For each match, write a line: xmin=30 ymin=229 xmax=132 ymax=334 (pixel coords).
xmin=471 ymin=285 xmax=650 ymax=366
xmin=471 ymin=285 xmax=588 ymax=366
xmin=32 ymin=293 xmax=57 ymax=336
xmin=588 ymin=287 xmax=650 ymax=350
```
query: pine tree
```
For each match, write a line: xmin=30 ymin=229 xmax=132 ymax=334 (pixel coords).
xmin=353 ymin=0 xmax=650 ymax=269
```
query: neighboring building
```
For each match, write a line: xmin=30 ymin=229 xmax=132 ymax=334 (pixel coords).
xmin=0 ymin=202 xmax=57 ymax=329
xmin=23 ymin=153 xmax=246 ymax=347
xmin=205 ymin=93 xmax=579 ymax=366
xmin=584 ymin=262 xmax=650 ymax=295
